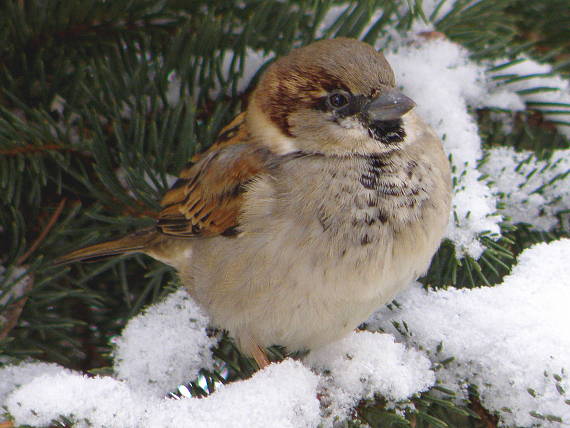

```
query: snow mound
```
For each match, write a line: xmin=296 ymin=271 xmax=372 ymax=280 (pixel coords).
xmin=307 ymin=331 xmax=435 ymax=422
xmin=112 ymin=288 xmax=217 ymax=397
xmin=482 ymin=147 xmax=570 ymax=231
xmin=4 ymin=360 xmax=320 ymax=428
xmin=2 ymin=293 xmax=433 ymax=427
xmin=369 ymin=239 xmax=570 ymax=426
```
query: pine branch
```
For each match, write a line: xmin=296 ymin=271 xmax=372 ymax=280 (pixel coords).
xmin=0 ymin=274 xmax=34 ymax=342
xmin=1 ymin=2 xmax=569 ymax=427
xmin=0 ymin=143 xmax=82 ymax=156
xmin=17 ymin=198 xmax=66 ymax=265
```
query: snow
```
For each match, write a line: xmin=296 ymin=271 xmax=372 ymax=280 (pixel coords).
xmin=147 ymin=360 xmax=321 ymax=428
xmin=368 ymin=239 xmax=570 ymax=427
xmin=5 ymin=370 xmax=146 ymax=428
xmin=219 ymin=48 xmax=272 ymax=94
xmin=306 ymin=331 xmax=435 ymax=423
xmin=489 ymin=57 xmax=570 ymax=138
xmin=0 ymin=361 xmax=71 ymax=406
xmin=383 ymin=34 xmax=570 ymax=255
xmin=5 ymin=360 xmax=321 ymax=428
xmin=112 ymin=288 xmax=217 ymax=397
xmin=1 ymin=293 xmax=434 ymax=427
xmin=482 ymin=147 xmax=570 ymax=231
xmin=6 ymin=236 xmax=570 ymax=427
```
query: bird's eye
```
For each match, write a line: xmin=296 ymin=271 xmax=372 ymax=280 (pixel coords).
xmin=328 ymin=92 xmax=349 ymax=108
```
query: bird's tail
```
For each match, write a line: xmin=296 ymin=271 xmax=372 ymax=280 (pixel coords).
xmin=54 ymin=228 xmax=160 ymax=266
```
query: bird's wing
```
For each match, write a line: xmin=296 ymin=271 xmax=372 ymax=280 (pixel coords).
xmin=191 ymin=112 xmax=249 ymax=162
xmin=157 ymin=113 xmax=272 ymax=238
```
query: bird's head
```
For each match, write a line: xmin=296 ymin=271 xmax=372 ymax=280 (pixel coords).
xmin=247 ymin=38 xmax=416 ymax=156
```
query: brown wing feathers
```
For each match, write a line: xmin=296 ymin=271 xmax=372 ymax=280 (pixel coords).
xmin=55 ymin=113 xmax=271 ymax=265
xmin=191 ymin=112 xmax=248 ymax=162
xmin=156 ymin=116 xmax=271 ymax=238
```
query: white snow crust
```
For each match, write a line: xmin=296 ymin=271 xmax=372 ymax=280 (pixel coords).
xmin=368 ymin=239 xmax=570 ymax=427
xmin=112 ymin=288 xmax=217 ymax=397
xmin=482 ymin=147 xmax=570 ymax=231
xmin=1 ymin=295 xmax=435 ymax=427
xmin=306 ymin=331 xmax=435 ymax=423
xmin=5 ymin=360 xmax=321 ymax=428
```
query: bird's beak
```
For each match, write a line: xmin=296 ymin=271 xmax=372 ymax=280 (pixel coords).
xmin=363 ymin=88 xmax=416 ymax=122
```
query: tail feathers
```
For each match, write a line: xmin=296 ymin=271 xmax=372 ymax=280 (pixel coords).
xmin=55 ymin=228 xmax=159 ymax=266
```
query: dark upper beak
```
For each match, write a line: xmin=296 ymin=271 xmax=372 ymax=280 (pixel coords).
xmin=363 ymin=88 xmax=415 ymax=122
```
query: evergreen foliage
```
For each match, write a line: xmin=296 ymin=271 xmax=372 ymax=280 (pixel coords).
xmin=1 ymin=1 xmax=568 ymax=427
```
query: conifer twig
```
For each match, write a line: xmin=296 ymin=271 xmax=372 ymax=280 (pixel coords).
xmin=0 ymin=274 xmax=33 ymax=341
xmin=17 ymin=198 xmax=66 ymax=265
xmin=0 ymin=144 xmax=82 ymax=157
xmin=0 ymin=199 xmax=66 ymax=340
xmin=470 ymin=394 xmax=499 ymax=428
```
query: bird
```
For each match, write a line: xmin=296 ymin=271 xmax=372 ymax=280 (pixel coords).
xmin=56 ymin=38 xmax=452 ymax=369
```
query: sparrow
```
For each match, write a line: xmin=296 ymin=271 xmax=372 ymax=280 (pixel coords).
xmin=56 ymin=38 xmax=452 ymax=368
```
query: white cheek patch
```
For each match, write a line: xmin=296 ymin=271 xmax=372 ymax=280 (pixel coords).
xmin=334 ymin=116 xmax=374 ymax=143
xmin=248 ymin=100 xmax=299 ymax=154
xmin=400 ymin=112 xmax=419 ymax=142
xmin=336 ymin=116 xmax=365 ymax=130
xmin=260 ymin=128 xmax=298 ymax=154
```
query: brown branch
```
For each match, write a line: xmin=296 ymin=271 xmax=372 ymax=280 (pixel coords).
xmin=17 ymin=198 xmax=67 ymax=265
xmin=0 ymin=143 xmax=82 ymax=157
xmin=0 ymin=199 xmax=66 ymax=340
xmin=470 ymin=394 xmax=499 ymax=428
xmin=0 ymin=274 xmax=34 ymax=341
xmin=27 ymin=17 xmax=179 ymax=53
xmin=418 ymin=31 xmax=447 ymax=40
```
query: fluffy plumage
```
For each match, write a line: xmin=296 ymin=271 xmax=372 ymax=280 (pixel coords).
xmin=57 ymin=38 xmax=451 ymax=368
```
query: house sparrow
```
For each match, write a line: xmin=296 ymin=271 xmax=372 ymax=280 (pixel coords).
xmin=57 ymin=38 xmax=451 ymax=368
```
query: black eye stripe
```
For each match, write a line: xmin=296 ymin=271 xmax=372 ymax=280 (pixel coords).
xmin=318 ymin=92 xmax=365 ymax=116
xmin=336 ymin=95 xmax=367 ymax=118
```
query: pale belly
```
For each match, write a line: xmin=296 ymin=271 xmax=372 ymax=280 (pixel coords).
xmin=176 ymin=152 xmax=449 ymax=354
xmin=180 ymin=209 xmax=441 ymax=353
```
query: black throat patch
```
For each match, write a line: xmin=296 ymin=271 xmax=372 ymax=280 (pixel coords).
xmin=367 ymin=119 xmax=406 ymax=144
